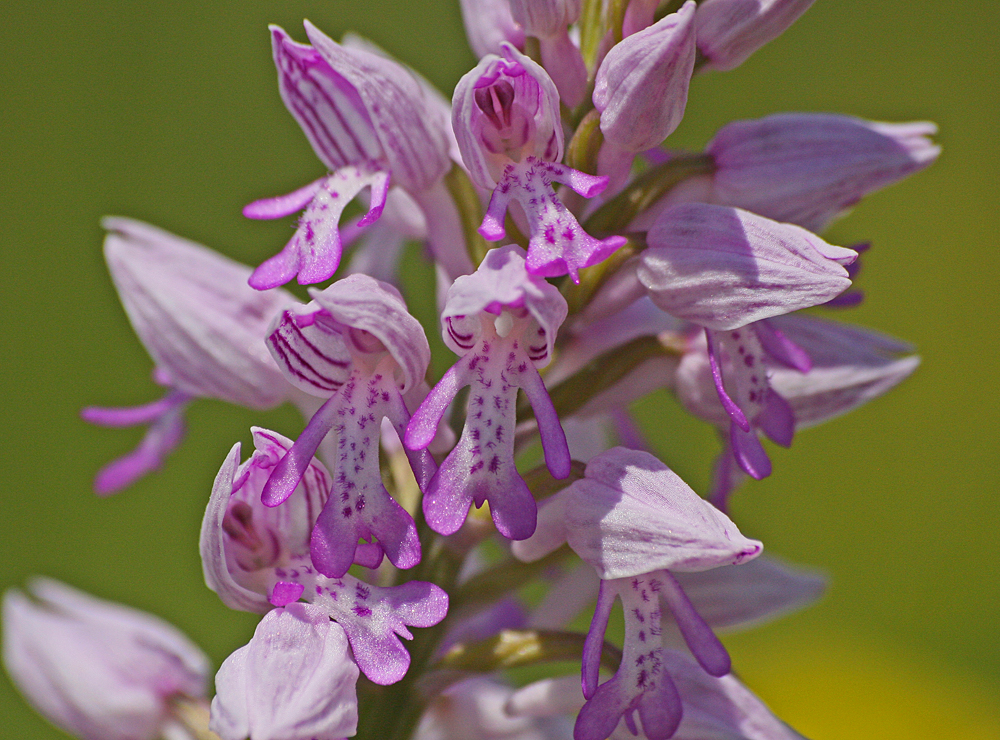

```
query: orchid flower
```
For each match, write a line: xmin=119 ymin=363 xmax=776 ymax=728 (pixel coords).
xmin=406 ymin=245 xmax=570 ymax=540
xmin=245 ymin=23 xmax=450 ymax=289
xmin=201 ymin=430 xmax=448 ymax=686
xmin=3 ymin=579 xmax=210 ymax=740
xmin=513 ymin=447 xmax=762 ymax=740
xmin=259 ymin=274 xmax=436 ymax=578
xmin=452 ymin=43 xmax=626 ymax=282
xmin=81 ymin=218 xmax=295 ymax=494
xmin=675 ymin=313 xmax=919 ymax=507
xmin=637 ymin=203 xmax=858 ymax=480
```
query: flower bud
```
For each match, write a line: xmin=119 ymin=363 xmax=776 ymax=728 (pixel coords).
xmin=508 ymin=0 xmax=581 ymax=38
xmin=594 ymin=1 xmax=697 ymax=152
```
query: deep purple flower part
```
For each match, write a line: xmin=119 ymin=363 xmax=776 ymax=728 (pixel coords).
xmin=705 ymin=325 xmax=794 ymax=480
xmin=640 ymin=203 xmax=856 ymax=330
xmin=246 ymin=165 xmax=390 ymax=290
xmin=409 ymin=330 xmax=566 ymax=539
xmin=509 ymin=662 xmax=809 ymax=740
xmin=407 ymin=248 xmax=570 ymax=540
xmin=260 ymin=276 xmax=433 ymax=577
xmin=593 ymin=1 xmax=697 ymax=152
xmin=707 ymin=114 xmax=941 ymax=232
xmin=210 ymin=603 xmax=359 ymax=740
xmin=295 ymin=367 xmax=424 ymax=577
xmin=3 ymin=579 xmax=209 ymax=740
xmin=273 ymin=560 xmax=448 ymax=685
xmin=577 ymin=576 xmax=682 ymax=740
xmin=460 ymin=0 xmax=526 ymax=58
xmin=480 ymin=157 xmax=626 ymax=281
xmin=576 ymin=573 xmax=750 ymax=738
xmin=564 ymin=448 xmax=762 ymax=578
xmin=87 ymin=218 xmax=294 ymax=493
xmin=676 ymin=315 xmax=919 ymax=489
xmin=695 ymin=0 xmax=816 ymax=72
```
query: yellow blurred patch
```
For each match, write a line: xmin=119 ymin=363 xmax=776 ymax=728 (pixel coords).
xmin=731 ymin=632 xmax=1000 ymax=739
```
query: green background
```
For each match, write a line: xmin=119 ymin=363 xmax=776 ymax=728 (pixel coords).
xmin=1 ymin=1 xmax=997 ymax=738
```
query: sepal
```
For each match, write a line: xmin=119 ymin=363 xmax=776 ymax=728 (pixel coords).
xmin=304 ymin=21 xmax=451 ymax=192
xmin=707 ymin=113 xmax=941 ymax=232
xmin=640 ymin=204 xmax=855 ymax=330
xmin=565 ymin=447 xmax=762 ymax=579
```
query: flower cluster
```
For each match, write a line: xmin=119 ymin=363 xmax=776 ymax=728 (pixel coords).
xmin=5 ymin=2 xmax=937 ymax=740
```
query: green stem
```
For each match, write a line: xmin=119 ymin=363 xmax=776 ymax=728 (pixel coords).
xmin=443 ymin=163 xmax=490 ymax=268
xmin=583 ymin=152 xmax=716 ymax=236
xmin=433 ymin=628 xmax=623 ymax=675
xmin=521 ymin=335 xmax=682 ymax=420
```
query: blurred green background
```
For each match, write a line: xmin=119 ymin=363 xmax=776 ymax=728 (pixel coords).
xmin=1 ymin=1 xmax=997 ymax=738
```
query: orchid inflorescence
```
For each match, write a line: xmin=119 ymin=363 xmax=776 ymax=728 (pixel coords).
xmin=3 ymin=1 xmax=937 ymax=739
